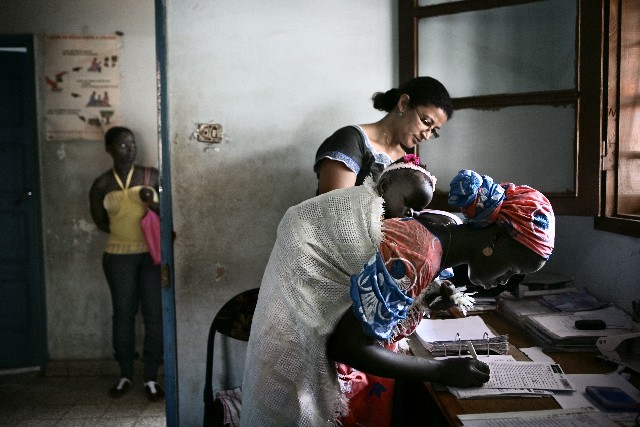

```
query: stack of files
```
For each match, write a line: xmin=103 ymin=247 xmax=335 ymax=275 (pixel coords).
xmin=466 ymin=296 xmax=497 ymax=313
xmin=414 ymin=316 xmax=508 ymax=357
xmin=523 ymin=305 xmax=634 ymax=350
xmin=514 ymin=270 xmax=576 ymax=298
xmin=496 ymin=293 xmax=555 ymax=323
xmin=496 ymin=290 xmax=626 ymax=350
xmin=538 ymin=290 xmax=609 ymax=312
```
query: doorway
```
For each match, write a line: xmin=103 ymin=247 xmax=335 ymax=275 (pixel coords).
xmin=0 ymin=35 xmax=47 ymax=369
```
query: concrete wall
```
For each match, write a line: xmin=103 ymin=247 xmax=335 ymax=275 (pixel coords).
xmin=0 ymin=0 xmax=157 ymax=359
xmin=547 ymin=217 xmax=640 ymax=309
xmin=1 ymin=1 xmax=639 ymax=426
xmin=163 ymin=1 xmax=398 ymax=423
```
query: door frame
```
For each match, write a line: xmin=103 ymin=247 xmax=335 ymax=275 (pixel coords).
xmin=0 ymin=34 xmax=47 ymax=370
xmin=154 ymin=4 xmax=179 ymax=426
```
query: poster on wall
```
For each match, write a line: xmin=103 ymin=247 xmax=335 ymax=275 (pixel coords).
xmin=44 ymin=34 xmax=121 ymax=142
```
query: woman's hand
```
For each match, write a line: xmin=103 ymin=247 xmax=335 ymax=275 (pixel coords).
xmin=139 ymin=188 xmax=154 ymax=205
xmin=435 ymin=357 xmax=490 ymax=388
xmin=139 ymin=188 xmax=160 ymax=214
xmin=423 ymin=279 xmax=458 ymax=312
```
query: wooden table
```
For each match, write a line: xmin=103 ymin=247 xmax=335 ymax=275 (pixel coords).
xmin=408 ymin=311 xmax=636 ymax=427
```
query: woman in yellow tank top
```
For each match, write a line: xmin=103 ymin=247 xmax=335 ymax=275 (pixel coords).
xmin=89 ymin=126 xmax=164 ymax=402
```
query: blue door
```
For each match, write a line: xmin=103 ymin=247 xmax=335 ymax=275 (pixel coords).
xmin=0 ymin=35 xmax=47 ymax=369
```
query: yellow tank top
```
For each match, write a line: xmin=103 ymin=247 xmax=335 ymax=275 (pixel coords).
xmin=103 ymin=166 xmax=157 ymax=254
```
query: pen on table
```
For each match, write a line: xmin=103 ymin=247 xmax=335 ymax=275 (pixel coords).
xmin=467 ymin=341 xmax=478 ymax=359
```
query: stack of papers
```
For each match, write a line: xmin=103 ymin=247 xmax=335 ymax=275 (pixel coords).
xmin=525 ymin=305 xmax=633 ymax=349
xmin=466 ymin=296 xmax=498 ymax=314
xmin=514 ymin=271 xmax=576 ymax=298
xmin=497 ymin=292 xmax=634 ymax=350
xmin=497 ymin=294 xmax=554 ymax=322
xmin=539 ymin=290 xmax=609 ymax=312
xmin=555 ymin=373 xmax=640 ymax=426
xmin=458 ymin=407 xmax=618 ymax=426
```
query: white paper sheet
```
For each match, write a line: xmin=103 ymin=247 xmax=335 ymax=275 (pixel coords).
xmin=458 ymin=407 xmax=618 ymax=426
xmin=520 ymin=347 xmax=556 ymax=363
xmin=415 ymin=315 xmax=495 ymax=343
xmin=553 ymin=373 xmax=640 ymax=426
xmin=527 ymin=306 xmax=633 ymax=339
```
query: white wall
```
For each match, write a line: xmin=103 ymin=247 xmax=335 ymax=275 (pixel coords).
xmin=547 ymin=217 xmax=640 ymax=309
xmin=164 ymin=1 xmax=397 ymax=423
xmin=0 ymin=0 xmax=157 ymax=359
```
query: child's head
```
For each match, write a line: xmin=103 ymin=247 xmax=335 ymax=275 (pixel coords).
xmin=377 ymin=154 xmax=436 ymax=219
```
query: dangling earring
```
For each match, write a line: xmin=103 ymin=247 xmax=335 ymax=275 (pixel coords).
xmin=398 ymin=111 xmax=403 ymax=118
xmin=483 ymin=233 xmax=499 ymax=257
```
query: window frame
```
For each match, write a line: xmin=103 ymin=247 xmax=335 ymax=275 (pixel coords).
xmin=398 ymin=0 xmax=602 ymax=216
xmin=594 ymin=0 xmax=640 ymax=237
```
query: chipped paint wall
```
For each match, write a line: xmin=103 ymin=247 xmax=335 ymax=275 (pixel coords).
xmin=0 ymin=0 xmax=157 ymax=360
xmin=163 ymin=1 xmax=398 ymax=424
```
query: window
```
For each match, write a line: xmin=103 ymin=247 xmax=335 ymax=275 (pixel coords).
xmin=399 ymin=0 xmax=602 ymax=216
xmin=595 ymin=0 xmax=640 ymax=237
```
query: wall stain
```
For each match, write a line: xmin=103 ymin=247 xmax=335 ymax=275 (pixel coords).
xmin=57 ymin=143 xmax=66 ymax=160
xmin=72 ymin=219 xmax=97 ymax=246
xmin=214 ymin=264 xmax=225 ymax=282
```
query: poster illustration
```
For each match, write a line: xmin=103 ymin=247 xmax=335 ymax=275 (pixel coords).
xmin=44 ymin=34 xmax=121 ymax=141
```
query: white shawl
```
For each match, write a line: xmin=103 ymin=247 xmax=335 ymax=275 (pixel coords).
xmin=240 ymin=179 xmax=384 ymax=427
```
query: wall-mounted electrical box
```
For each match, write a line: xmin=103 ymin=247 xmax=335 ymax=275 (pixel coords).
xmin=196 ymin=123 xmax=223 ymax=143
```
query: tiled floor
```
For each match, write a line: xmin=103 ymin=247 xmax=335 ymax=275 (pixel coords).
xmin=0 ymin=361 xmax=166 ymax=427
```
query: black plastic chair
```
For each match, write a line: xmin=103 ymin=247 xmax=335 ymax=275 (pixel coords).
xmin=203 ymin=287 xmax=260 ymax=427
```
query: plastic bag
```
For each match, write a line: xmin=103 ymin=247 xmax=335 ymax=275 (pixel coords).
xmin=140 ymin=167 xmax=161 ymax=265
xmin=141 ymin=208 xmax=161 ymax=265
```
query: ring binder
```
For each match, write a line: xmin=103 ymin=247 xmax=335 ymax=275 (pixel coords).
xmin=423 ymin=333 xmax=509 ymax=357
xmin=414 ymin=315 xmax=509 ymax=357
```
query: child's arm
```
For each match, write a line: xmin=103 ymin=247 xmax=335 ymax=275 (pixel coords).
xmin=327 ymin=308 xmax=490 ymax=388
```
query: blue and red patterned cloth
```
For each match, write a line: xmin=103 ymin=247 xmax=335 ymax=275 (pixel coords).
xmin=449 ymin=170 xmax=555 ymax=259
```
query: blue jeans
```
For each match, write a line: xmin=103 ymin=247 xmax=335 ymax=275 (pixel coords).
xmin=103 ymin=252 xmax=163 ymax=381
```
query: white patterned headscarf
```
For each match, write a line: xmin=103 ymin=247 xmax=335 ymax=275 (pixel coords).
xmin=379 ymin=154 xmax=437 ymax=191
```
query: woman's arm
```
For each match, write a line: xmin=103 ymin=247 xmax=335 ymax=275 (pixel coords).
xmin=89 ymin=177 xmax=110 ymax=233
xmin=316 ymin=159 xmax=357 ymax=194
xmin=139 ymin=188 xmax=159 ymax=214
xmin=140 ymin=167 xmax=160 ymax=214
xmin=327 ymin=308 xmax=490 ymax=388
xmin=314 ymin=126 xmax=367 ymax=194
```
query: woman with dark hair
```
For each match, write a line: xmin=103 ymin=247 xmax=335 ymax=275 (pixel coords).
xmin=89 ymin=126 xmax=164 ymax=402
xmin=314 ymin=76 xmax=453 ymax=194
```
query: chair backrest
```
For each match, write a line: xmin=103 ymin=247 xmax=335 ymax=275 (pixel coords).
xmin=203 ymin=288 xmax=260 ymax=427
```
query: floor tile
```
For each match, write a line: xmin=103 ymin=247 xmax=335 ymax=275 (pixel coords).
xmin=0 ymin=362 xmax=166 ymax=427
